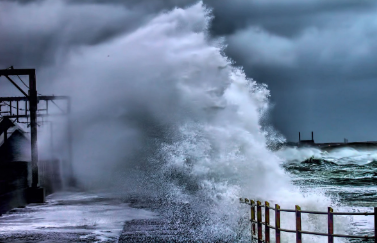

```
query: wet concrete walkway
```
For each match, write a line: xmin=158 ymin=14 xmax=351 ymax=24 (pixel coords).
xmin=0 ymin=191 xmax=231 ymax=242
xmin=0 ymin=191 xmax=157 ymax=242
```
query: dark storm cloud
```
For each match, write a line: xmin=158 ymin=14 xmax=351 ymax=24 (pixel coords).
xmin=2 ymin=0 xmax=377 ymax=142
xmin=0 ymin=0 xmax=197 ymax=69
xmin=201 ymin=0 xmax=377 ymax=142
xmin=66 ymin=0 xmax=196 ymax=9
xmin=207 ymin=0 xmax=377 ymax=37
xmin=0 ymin=1 xmax=142 ymax=68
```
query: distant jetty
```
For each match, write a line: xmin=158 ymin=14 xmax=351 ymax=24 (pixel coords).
xmin=284 ymin=131 xmax=377 ymax=150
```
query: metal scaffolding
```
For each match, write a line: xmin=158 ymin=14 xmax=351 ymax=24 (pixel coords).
xmin=0 ymin=67 xmax=73 ymax=189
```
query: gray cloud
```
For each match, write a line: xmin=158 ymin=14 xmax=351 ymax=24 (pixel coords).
xmin=207 ymin=0 xmax=377 ymax=37
xmin=2 ymin=0 xmax=377 ymax=144
xmin=0 ymin=0 xmax=197 ymax=69
xmin=203 ymin=0 xmax=377 ymax=142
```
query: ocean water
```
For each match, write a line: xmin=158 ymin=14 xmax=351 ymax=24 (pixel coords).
xmin=277 ymin=146 xmax=377 ymax=242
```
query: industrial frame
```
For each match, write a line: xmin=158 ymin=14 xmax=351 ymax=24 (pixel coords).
xmin=0 ymin=67 xmax=73 ymax=192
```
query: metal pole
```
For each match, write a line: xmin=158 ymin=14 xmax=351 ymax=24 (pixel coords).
xmin=296 ymin=205 xmax=302 ymax=243
xmin=275 ymin=204 xmax=281 ymax=243
xmin=328 ymin=207 xmax=334 ymax=243
xmin=3 ymin=127 xmax=7 ymax=145
xmin=265 ymin=201 xmax=270 ymax=243
xmin=50 ymin=121 xmax=53 ymax=158
xmin=257 ymin=201 xmax=262 ymax=243
xmin=17 ymin=101 xmax=19 ymax=122
xmin=66 ymin=97 xmax=75 ymax=187
xmin=29 ymin=70 xmax=39 ymax=188
xmin=374 ymin=207 xmax=377 ymax=243
xmin=251 ymin=200 xmax=256 ymax=237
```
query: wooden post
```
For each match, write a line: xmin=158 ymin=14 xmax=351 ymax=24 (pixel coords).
xmin=257 ymin=201 xmax=262 ymax=243
xmin=296 ymin=205 xmax=302 ymax=243
xmin=265 ymin=201 xmax=270 ymax=242
xmin=374 ymin=207 xmax=377 ymax=243
xmin=328 ymin=207 xmax=333 ymax=243
xmin=275 ymin=204 xmax=281 ymax=243
xmin=251 ymin=200 xmax=255 ymax=237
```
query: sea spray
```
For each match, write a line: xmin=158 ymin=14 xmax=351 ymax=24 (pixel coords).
xmin=38 ymin=2 xmax=347 ymax=241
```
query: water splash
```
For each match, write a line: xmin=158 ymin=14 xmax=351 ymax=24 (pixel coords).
xmin=40 ymin=2 xmax=340 ymax=241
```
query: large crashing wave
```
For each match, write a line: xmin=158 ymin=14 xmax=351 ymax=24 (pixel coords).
xmin=49 ymin=2 xmax=340 ymax=241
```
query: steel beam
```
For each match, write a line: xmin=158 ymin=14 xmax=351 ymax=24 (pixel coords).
xmin=0 ymin=69 xmax=35 ymax=76
xmin=0 ymin=95 xmax=69 ymax=102
xmin=3 ymin=114 xmax=66 ymax=118
xmin=29 ymin=71 xmax=39 ymax=188
xmin=3 ymin=76 xmax=29 ymax=97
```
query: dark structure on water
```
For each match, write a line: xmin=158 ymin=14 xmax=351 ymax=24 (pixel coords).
xmin=285 ymin=131 xmax=377 ymax=150
xmin=299 ymin=131 xmax=315 ymax=146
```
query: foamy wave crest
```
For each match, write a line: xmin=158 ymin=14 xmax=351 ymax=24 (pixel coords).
xmin=48 ymin=2 xmax=342 ymax=241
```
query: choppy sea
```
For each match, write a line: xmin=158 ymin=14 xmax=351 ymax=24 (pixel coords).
xmin=279 ymin=146 xmax=377 ymax=242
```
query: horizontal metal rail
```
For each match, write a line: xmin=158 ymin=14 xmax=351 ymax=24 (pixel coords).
xmin=3 ymin=114 xmax=67 ymax=118
xmin=250 ymin=220 xmax=374 ymax=238
xmin=240 ymin=198 xmax=376 ymax=243
xmin=0 ymin=95 xmax=69 ymax=102
xmin=245 ymin=200 xmax=375 ymax=215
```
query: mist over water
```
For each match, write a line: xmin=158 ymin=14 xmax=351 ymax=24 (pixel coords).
xmin=33 ymin=2 xmax=342 ymax=241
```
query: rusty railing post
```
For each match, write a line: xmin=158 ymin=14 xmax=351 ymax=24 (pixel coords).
xmin=275 ymin=204 xmax=281 ymax=243
xmin=296 ymin=205 xmax=302 ymax=243
xmin=251 ymin=200 xmax=255 ymax=237
xmin=257 ymin=201 xmax=262 ymax=243
xmin=374 ymin=207 xmax=377 ymax=243
xmin=241 ymin=199 xmax=377 ymax=242
xmin=265 ymin=201 xmax=270 ymax=242
xmin=328 ymin=207 xmax=334 ymax=243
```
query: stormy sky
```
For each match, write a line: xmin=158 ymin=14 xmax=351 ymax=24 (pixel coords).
xmin=1 ymin=0 xmax=377 ymax=143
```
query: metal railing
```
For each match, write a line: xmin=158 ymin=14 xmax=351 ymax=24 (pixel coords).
xmin=240 ymin=198 xmax=377 ymax=243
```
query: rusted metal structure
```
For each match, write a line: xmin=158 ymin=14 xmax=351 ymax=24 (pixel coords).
xmin=240 ymin=198 xmax=377 ymax=243
xmin=0 ymin=67 xmax=73 ymax=202
xmin=0 ymin=68 xmax=39 ymax=189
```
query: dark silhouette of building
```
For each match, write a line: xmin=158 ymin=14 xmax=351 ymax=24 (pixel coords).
xmin=0 ymin=117 xmax=30 ymax=162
